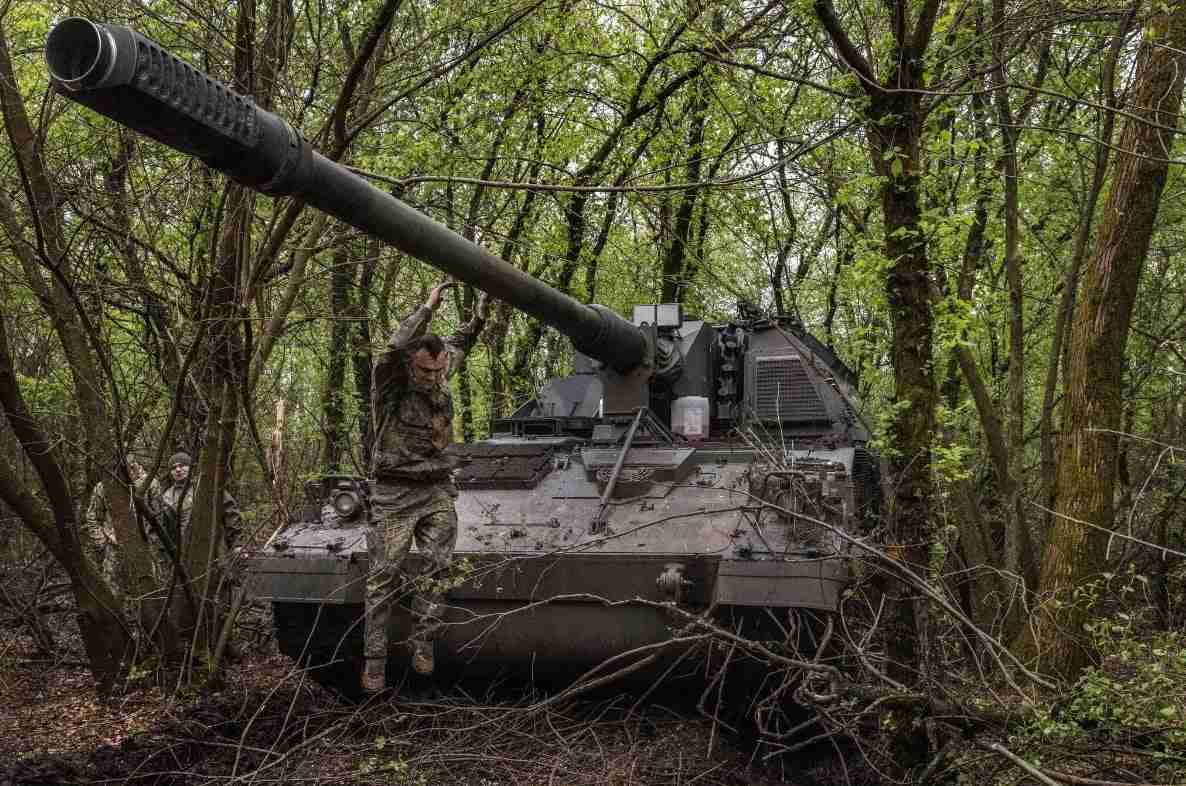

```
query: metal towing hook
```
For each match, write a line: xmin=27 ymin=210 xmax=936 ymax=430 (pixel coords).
xmin=656 ymin=562 xmax=690 ymax=604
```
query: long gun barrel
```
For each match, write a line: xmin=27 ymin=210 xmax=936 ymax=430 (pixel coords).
xmin=45 ymin=18 xmax=648 ymax=373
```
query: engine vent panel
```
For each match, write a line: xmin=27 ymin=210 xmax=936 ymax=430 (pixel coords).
xmin=752 ymin=355 xmax=828 ymax=422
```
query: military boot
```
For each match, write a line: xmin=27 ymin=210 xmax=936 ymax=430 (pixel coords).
xmin=410 ymin=640 xmax=434 ymax=676
xmin=362 ymin=657 xmax=386 ymax=693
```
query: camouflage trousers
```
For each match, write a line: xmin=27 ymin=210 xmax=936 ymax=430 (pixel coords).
xmin=97 ymin=536 xmax=121 ymax=589
xmin=363 ymin=480 xmax=458 ymax=664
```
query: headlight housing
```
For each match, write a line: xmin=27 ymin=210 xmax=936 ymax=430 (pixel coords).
xmin=331 ymin=490 xmax=361 ymax=519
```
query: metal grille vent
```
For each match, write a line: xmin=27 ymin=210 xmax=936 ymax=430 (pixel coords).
xmin=753 ymin=355 xmax=828 ymax=421
xmin=852 ymin=447 xmax=881 ymax=516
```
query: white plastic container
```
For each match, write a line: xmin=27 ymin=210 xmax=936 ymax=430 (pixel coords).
xmin=671 ymin=395 xmax=709 ymax=441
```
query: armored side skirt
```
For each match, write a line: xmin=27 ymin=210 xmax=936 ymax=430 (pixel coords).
xmin=254 ymin=552 xmax=848 ymax=688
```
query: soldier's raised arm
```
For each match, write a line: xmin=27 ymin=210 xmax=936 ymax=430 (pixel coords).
xmin=390 ymin=281 xmax=455 ymax=350
xmin=373 ymin=281 xmax=457 ymax=393
xmin=444 ymin=292 xmax=490 ymax=379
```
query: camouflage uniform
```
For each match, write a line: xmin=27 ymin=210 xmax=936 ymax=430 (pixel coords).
xmin=365 ymin=304 xmax=482 ymax=688
xmin=83 ymin=467 xmax=159 ymax=590
xmin=156 ymin=476 xmax=243 ymax=559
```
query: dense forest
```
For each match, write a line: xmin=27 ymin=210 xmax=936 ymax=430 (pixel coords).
xmin=1 ymin=0 xmax=1184 ymax=783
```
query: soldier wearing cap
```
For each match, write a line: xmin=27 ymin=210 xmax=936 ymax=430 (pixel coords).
xmin=364 ymin=281 xmax=486 ymax=692
xmin=157 ymin=451 xmax=242 ymax=559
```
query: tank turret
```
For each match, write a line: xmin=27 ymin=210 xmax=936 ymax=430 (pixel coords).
xmin=46 ymin=19 xmax=880 ymax=697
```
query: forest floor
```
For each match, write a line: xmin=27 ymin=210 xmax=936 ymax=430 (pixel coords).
xmin=0 ymin=625 xmax=874 ymax=786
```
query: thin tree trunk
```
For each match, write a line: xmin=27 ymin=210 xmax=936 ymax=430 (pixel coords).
xmin=661 ymin=83 xmax=709 ymax=303
xmin=352 ymin=239 xmax=380 ymax=466
xmin=1037 ymin=2 xmax=1136 ymax=541
xmin=0 ymin=319 xmax=131 ymax=692
xmin=321 ymin=235 xmax=354 ymax=470
xmin=815 ymin=0 xmax=942 ymax=690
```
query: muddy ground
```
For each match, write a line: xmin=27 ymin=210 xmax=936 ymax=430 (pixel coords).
xmin=0 ymin=626 xmax=875 ymax=786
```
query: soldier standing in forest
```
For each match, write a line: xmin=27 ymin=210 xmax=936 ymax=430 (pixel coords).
xmin=156 ymin=452 xmax=243 ymax=563
xmin=83 ymin=454 xmax=159 ymax=591
xmin=364 ymin=280 xmax=486 ymax=692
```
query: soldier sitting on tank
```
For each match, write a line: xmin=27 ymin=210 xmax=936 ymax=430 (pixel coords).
xmin=364 ymin=280 xmax=487 ymax=692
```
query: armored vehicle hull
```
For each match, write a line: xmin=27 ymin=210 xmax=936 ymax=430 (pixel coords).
xmin=255 ymin=449 xmax=861 ymax=694
xmin=253 ymin=446 xmax=859 ymax=675
xmin=251 ymin=317 xmax=881 ymax=696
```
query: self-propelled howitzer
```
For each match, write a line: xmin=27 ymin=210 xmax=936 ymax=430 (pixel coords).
xmin=47 ymin=19 xmax=881 ymax=696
